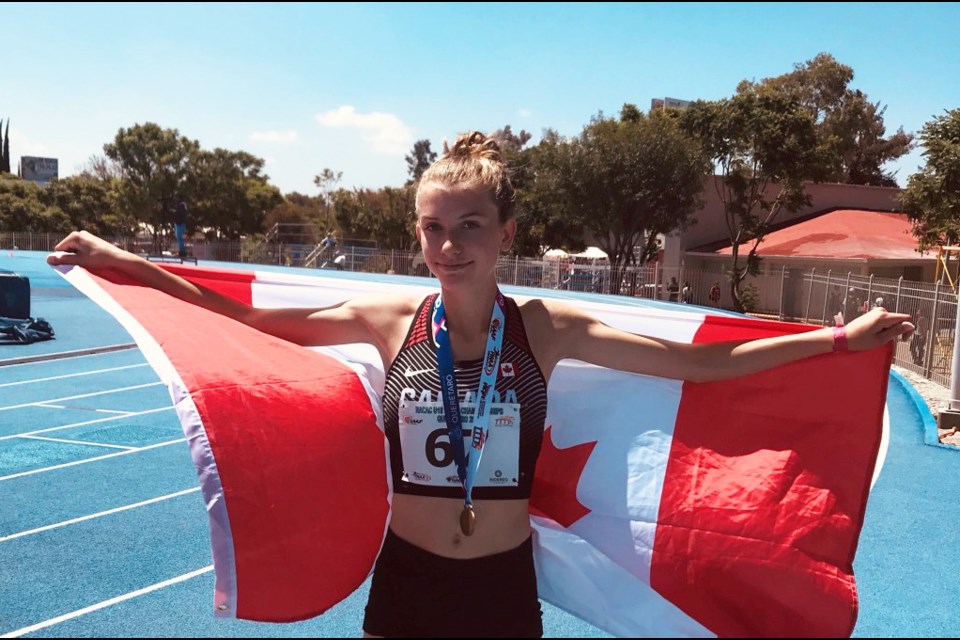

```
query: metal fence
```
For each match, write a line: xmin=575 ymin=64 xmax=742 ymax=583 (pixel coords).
xmin=5 ymin=231 xmax=952 ymax=387
xmin=788 ymin=269 xmax=956 ymax=387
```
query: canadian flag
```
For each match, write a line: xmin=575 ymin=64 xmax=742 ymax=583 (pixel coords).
xmin=56 ymin=263 xmax=891 ymax=637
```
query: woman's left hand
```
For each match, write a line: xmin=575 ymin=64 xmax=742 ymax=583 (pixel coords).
xmin=843 ymin=308 xmax=915 ymax=351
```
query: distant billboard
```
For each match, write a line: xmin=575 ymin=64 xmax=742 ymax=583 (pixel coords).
xmin=650 ymin=97 xmax=692 ymax=112
xmin=21 ymin=156 xmax=59 ymax=184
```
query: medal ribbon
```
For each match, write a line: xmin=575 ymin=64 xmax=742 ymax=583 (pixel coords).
xmin=431 ymin=291 xmax=505 ymax=510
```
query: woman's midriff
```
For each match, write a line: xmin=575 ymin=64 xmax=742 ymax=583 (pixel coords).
xmin=388 ymin=494 xmax=532 ymax=558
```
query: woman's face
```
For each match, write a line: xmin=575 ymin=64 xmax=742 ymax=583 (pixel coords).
xmin=416 ymin=182 xmax=515 ymax=290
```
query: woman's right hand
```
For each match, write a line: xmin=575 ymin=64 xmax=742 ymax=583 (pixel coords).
xmin=46 ymin=231 xmax=131 ymax=269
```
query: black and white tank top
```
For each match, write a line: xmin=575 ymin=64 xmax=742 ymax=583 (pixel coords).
xmin=382 ymin=294 xmax=548 ymax=499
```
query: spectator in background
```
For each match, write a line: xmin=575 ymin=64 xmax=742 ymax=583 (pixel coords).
xmin=174 ymin=199 xmax=188 ymax=258
xmin=681 ymin=281 xmax=693 ymax=304
xmin=321 ymin=231 xmax=338 ymax=254
xmin=910 ymin=311 xmax=927 ymax=365
xmin=826 ymin=288 xmax=842 ymax=322
xmin=708 ymin=281 xmax=721 ymax=307
xmin=667 ymin=277 xmax=679 ymax=303
xmin=843 ymin=288 xmax=859 ymax=321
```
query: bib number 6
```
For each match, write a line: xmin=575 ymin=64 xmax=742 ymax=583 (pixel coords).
xmin=426 ymin=428 xmax=467 ymax=468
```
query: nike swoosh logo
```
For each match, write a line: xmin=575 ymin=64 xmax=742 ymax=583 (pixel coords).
xmin=403 ymin=366 xmax=435 ymax=377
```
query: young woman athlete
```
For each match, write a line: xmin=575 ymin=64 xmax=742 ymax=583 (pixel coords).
xmin=48 ymin=131 xmax=914 ymax=638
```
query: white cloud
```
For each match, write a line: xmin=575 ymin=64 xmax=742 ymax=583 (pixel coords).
xmin=315 ymin=105 xmax=413 ymax=156
xmin=250 ymin=130 xmax=299 ymax=143
xmin=518 ymin=108 xmax=532 ymax=118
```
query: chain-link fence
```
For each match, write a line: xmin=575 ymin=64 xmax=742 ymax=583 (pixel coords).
xmin=5 ymin=231 xmax=951 ymax=387
xmin=789 ymin=269 xmax=956 ymax=387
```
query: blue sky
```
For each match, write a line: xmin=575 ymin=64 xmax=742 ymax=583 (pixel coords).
xmin=5 ymin=2 xmax=958 ymax=195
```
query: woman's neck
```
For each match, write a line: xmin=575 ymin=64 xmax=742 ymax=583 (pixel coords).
xmin=440 ymin=281 xmax=499 ymax=341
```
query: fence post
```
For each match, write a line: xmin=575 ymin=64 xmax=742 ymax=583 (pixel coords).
xmin=513 ymin=256 xmax=520 ymax=286
xmin=778 ymin=265 xmax=786 ymax=320
xmin=843 ymin=272 xmax=852 ymax=322
xmin=866 ymin=274 xmax=874 ymax=309
xmin=924 ymin=281 xmax=941 ymax=378
xmin=949 ymin=289 xmax=960 ymax=411
xmin=804 ymin=268 xmax=816 ymax=323
xmin=821 ymin=270 xmax=832 ymax=325
xmin=653 ymin=261 xmax=659 ymax=299
xmin=895 ymin=276 xmax=902 ymax=313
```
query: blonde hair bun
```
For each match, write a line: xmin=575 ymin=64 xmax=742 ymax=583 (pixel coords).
xmin=443 ymin=131 xmax=503 ymax=163
xmin=419 ymin=130 xmax=515 ymax=222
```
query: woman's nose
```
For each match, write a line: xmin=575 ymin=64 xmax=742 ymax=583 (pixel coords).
xmin=441 ymin=233 xmax=462 ymax=254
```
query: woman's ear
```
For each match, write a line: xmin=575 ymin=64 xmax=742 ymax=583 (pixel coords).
xmin=500 ymin=218 xmax=517 ymax=252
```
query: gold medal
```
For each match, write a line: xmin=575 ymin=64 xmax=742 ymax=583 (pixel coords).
xmin=459 ymin=505 xmax=476 ymax=536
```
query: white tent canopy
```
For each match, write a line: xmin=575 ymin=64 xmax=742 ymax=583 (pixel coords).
xmin=543 ymin=248 xmax=570 ymax=259
xmin=570 ymin=246 xmax=608 ymax=260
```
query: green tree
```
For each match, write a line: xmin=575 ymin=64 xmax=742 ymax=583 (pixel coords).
xmin=314 ymin=168 xmax=343 ymax=230
xmin=103 ymin=123 xmax=199 ymax=245
xmin=333 ymin=186 xmax=416 ymax=250
xmin=490 ymin=125 xmax=533 ymax=155
xmin=331 ymin=187 xmax=364 ymax=239
xmin=743 ymin=53 xmax=913 ymax=186
xmin=405 ymin=139 xmax=437 ymax=186
xmin=620 ymin=103 xmax=644 ymax=123
xmin=45 ymin=175 xmax=129 ymax=236
xmin=366 ymin=186 xmax=417 ymax=250
xmin=900 ymin=109 xmax=960 ymax=271
xmin=681 ymin=88 xmax=823 ymax=312
xmin=0 ymin=176 xmax=71 ymax=232
xmin=510 ymin=129 xmax=586 ymax=257
xmin=81 ymin=153 xmax=124 ymax=182
xmin=1 ymin=119 xmax=10 ymax=174
xmin=560 ymin=107 xmax=709 ymax=294
xmin=264 ymin=192 xmax=325 ymax=237
xmin=187 ymin=148 xmax=282 ymax=239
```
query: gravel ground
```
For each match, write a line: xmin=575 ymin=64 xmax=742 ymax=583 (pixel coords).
xmin=892 ymin=365 xmax=960 ymax=446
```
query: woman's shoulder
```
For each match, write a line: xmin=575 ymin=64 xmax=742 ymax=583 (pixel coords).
xmin=515 ymin=296 xmax=591 ymax=332
xmin=512 ymin=297 xmax=594 ymax=378
xmin=346 ymin=293 xmax=422 ymax=318
xmin=345 ymin=294 xmax=425 ymax=358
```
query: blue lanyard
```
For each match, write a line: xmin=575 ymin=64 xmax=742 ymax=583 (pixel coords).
xmin=431 ymin=291 xmax=506 ymax=511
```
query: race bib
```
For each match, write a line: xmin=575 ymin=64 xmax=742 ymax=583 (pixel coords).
xmin=398 ymin=388 xmax=520 ymax=488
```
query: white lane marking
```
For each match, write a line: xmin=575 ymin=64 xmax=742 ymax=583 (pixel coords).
xmin=0 ymin=363 xmax=150 ymax=388
xmin=0 ymin=343 xmax=137 ymax=368
xmin=0 ymin=566 xmax=214 ymax=638
xmin=0 ymin=487 xmax=201 ymax=543
xmin=34 ymin=404 xmax=133 ymax=415
xmin=0 ymin=439 xmax=187 ymax=482
xmin=0 ymin=382 xmax=164 ymax=411
xmin=0 ymin=406 xmax=174 ymax=441
xmin=17 ymin=435 xmax=136 ymax=450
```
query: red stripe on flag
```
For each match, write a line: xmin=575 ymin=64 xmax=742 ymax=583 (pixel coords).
xmin=88 ymin=269 xmax=388 ymax=622
xmin=651 ymin=315 xmax=891 ymax=637
xmin=160 ymin=263 xmax=256 ymax=306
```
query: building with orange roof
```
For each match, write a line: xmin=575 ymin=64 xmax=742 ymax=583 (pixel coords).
xmin=665 ymin=178 xmax=933 ymax=282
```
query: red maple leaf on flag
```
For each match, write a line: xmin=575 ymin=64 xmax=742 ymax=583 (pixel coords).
xmin=530 ymin=426 xmax=597 ymax=528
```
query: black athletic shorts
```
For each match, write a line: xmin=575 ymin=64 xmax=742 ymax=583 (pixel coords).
xmin=363 ymin=529 xmax=543 ymax=638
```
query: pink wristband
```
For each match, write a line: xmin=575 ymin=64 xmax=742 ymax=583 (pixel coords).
xmin=833 ymin=326 xmax=848 ymax=352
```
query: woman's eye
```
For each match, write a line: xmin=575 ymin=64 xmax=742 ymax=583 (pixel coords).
xmin=463 ymin=221 xmax=480 ymax=229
